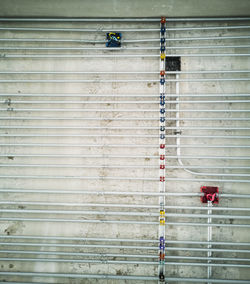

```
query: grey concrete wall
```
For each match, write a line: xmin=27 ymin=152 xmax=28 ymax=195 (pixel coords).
xmin=0 ymin=0 xmax=250 ymax=17
xmin=0 ymin=6 xmax=249 ymax=284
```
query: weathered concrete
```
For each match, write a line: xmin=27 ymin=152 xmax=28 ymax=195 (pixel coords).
xmin=0 ymin=0 xmax=250 ymax=17
xmin=0 ymin=15 xmax=249 ymax=284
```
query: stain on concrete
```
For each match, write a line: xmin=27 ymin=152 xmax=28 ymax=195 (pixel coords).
xmin=4 ymin=222 xmax=25 ymax=235
xmin=112 ymin=83 xmax=118 ymax=89
xmin=116 ymin=269 xmax=123 ymax=275
xmin=18 ymin=205 xmax=26 ymax=209
xmin=99 ymin=169 xmax=107 ymax=177
xmin=147 ymin=83 xmax=152 ymax=88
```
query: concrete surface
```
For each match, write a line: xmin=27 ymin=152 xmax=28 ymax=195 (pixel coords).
xmin=0 ymin=0 xmax=250 ymax=18
xmin=0 ymin=14 xmax=249 ymax=284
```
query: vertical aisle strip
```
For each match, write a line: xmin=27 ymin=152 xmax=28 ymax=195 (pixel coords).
xmin=159 ymin=16 xmax=166 ymax=283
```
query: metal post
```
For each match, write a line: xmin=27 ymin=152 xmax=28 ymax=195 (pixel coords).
xmin=159 ymin=16 xmax=166 ymax=284
xmin=207 ymin=201 xmax=212 ymax=283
